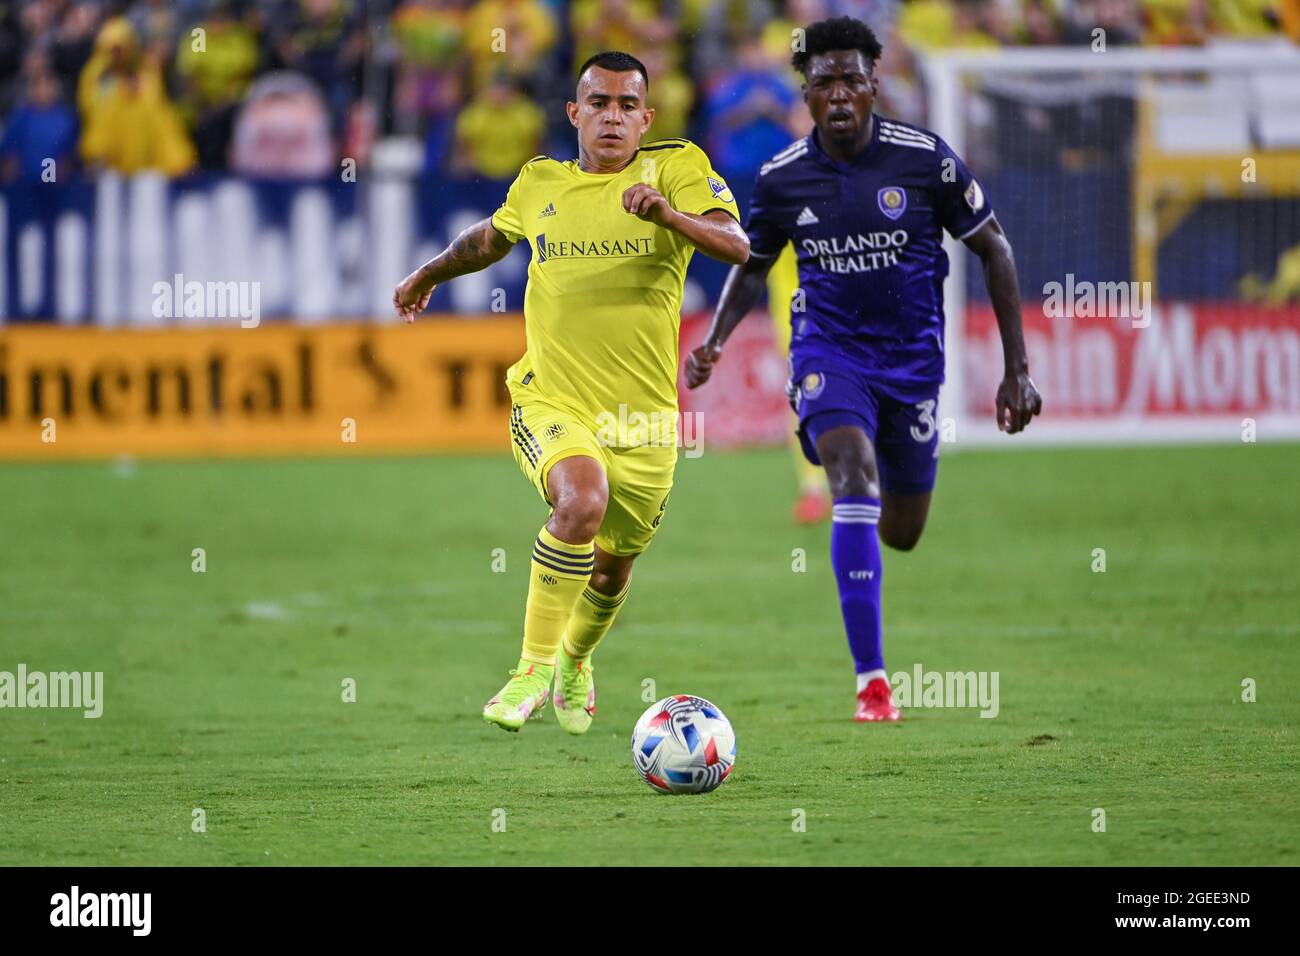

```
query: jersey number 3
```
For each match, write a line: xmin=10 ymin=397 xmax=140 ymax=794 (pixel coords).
xmin=909 ymin=399 xmax=937 ymax=443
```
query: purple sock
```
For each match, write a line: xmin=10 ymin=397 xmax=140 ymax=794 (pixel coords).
xmin=830 ymin=496 xmax=884 ymax=674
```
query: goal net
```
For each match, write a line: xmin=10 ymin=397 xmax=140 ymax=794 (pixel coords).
xmin=919 ymin=43 xmax=1300 ymax=445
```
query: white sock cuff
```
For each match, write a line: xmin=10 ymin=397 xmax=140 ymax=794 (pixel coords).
xmin=856 ymin=669 xmax=888 ymax=693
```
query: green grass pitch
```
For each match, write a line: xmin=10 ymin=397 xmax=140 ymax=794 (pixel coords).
xmin=1 ymin=443 xmax=1296 ymax=866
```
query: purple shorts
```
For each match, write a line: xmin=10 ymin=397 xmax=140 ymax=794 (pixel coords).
xmin=791 ymin=358 xmax=942 ymax=496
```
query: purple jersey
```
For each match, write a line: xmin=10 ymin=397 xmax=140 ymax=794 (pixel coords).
xmin=745 ymin=117 xmax=995 ymax=386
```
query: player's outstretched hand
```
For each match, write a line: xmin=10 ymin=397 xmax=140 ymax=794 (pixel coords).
xmin=685 ymin=344 xmax=722 ymax=389
xmin=995 ymin=370 xmax=1043 ymax=434
xmin=622 ymin=183 xmax=674 ymax=227
xmin=393 ymin=273 xmax=434 ymax=324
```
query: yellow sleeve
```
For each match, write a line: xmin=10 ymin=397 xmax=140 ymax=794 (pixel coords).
xmin=490 ymin=161 xmax=537 ymax=244
xmin=79 ymin=104 xmax=112 ymax=167
xmin=157 ymin=101 xmax=197 ymax=177
xmin=76 ymin=52 xmax=109 ymax=119
xmin=658 ymin=141 xmax=739 ymax=221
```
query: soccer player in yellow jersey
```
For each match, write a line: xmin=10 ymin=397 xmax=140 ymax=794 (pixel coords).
xmin=393 ymin=51 xmax=749 ymax=734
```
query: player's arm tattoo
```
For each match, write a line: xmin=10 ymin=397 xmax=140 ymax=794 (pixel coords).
xmin=701 ymin=253 xmax=777 ymax=350
xmin=412 ymin=217 xmax=515 ymax=289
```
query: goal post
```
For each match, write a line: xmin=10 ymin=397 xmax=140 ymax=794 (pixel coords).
xmin=918 ymin=43 xmax=1300 ymax=447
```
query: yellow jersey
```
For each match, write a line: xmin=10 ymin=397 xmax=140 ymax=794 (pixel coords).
xmin=490 ymin=138 xmax=737 ymax=426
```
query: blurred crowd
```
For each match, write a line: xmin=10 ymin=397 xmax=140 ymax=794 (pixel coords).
xmin=1 ymin=0 xmax=1298 ymax=186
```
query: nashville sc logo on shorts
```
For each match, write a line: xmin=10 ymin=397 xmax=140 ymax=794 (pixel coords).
xmin=533 ymin=232 xmax=655 ymax=264
xmin=543 ymin=422 xmax=567 ymax=442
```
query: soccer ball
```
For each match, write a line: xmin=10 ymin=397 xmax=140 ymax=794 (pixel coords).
xmin=631 ymin=695 xmax=736 ymax=794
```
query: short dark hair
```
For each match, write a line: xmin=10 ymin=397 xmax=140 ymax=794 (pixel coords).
xmin=791 ymin=17 xmax=884 ymax=76
xmin=576 ymin=50 xmax=649 ymax=93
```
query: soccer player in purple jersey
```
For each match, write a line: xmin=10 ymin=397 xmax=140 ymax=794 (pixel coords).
xmin=686 ymin=17 xmax=1042 ymax=722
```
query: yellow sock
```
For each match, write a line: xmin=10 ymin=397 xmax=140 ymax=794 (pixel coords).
xmin=521 ymin=526 xmax=595 ymax=665
xmin=562 ymin=580 xmax=630 ymax=661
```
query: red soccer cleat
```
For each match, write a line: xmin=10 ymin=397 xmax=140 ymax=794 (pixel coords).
xmin=854 ymin=677 xmax=901 ymax=723
xmin=792 ymin=490 xmax=831 ymax=524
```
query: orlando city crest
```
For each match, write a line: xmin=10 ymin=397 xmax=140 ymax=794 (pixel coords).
xmin=877 ymin=187 xmax=906 ymax=220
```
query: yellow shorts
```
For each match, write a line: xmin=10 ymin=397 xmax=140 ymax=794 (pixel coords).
xmin=507 ymin=382 xmax=676 ymax=557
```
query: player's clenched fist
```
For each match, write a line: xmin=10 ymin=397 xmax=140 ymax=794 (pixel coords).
xmin=622 ymin=183 xmax=675 ymax=227
xmin=393 ymin=272 xmax=434 ymax=324
xmin=995 ymin=370 xmax=1043 ymax=434
xmin=684 ymin=343 xmax=722 ymax=390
